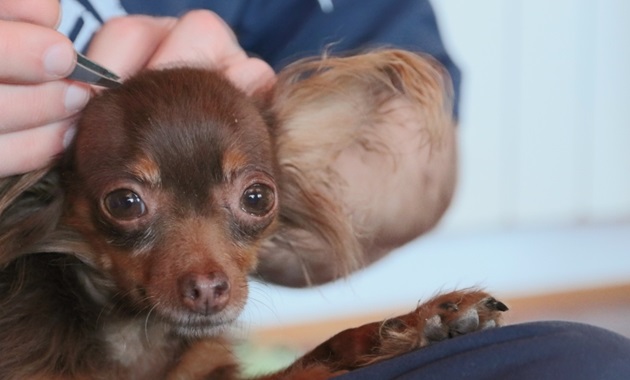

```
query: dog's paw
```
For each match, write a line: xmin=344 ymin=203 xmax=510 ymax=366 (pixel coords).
xmin=415 ymin=289 xmax=508 ymax=342
xmin=376 ymin=289 xmax=508 ymax=359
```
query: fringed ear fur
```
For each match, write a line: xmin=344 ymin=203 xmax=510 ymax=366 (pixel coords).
xmin=257 ymin=49 xmax=457 ymax=287
xmin=0 ymin=167 xmax=91 ymax=270
xmin=0 ymin=168 xmax=63 ymax=267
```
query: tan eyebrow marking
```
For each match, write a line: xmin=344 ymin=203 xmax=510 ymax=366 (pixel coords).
xmin=126 ymin=154 xmax=162 ymax=187
xmin=222 ymin=149 xmax=249 ymax=179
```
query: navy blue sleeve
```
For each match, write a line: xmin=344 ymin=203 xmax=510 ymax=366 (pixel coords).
xmin=240 ymin=0 xmax=460 ymax=116
xmin=236 ymin=1 xmax=460 ymax=98
xmin=119 ymin=0 xmax=460 ymax=115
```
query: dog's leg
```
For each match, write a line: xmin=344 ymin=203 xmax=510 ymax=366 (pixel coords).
xmin=282 ymin=289 xmax=507 ymax=376
xmin=165 ymin=338 xmax=240 ymax=380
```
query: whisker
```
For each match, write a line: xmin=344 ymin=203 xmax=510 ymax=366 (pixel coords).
xmin=144 ymin=303 xmax=159 ymax=344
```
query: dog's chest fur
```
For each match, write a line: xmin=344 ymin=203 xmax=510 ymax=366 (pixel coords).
xmin=102 ymin=320 xmax=180 ymax=379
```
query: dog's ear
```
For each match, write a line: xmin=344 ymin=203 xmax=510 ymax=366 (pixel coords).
xmin=256 ymin=50 xmax=456 ymax=287
xmin=0 ymin=168 xmax=64 ymax=266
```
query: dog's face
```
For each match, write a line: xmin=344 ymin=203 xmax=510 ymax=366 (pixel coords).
xmin=61 ymin=69 xmax=278 ymax=336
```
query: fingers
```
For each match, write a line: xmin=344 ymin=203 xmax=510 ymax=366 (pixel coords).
xmin=223 ymin=57 xmax=276 ymax=96
xmin=147 ymin=10 xmax=276 ymax=95
xmin=87 ymin=16 xmax=176 ymax=79
xmin=147 ymin=10 xmax=244 ymax=69
xmin=0 ymin=1 xmax=80 ymax=176
xmin=0 ymin=21 xmax=76 ymax=83
xmin=0 ymin=120 xmax=75 ymax=177
xmin=0 ymin=0 xmax=60 ymax=27
xmin=90 ymin=10 xmax=275 ymax=95
xmin=0 ymin=81 xmax=91 ymax=134
xmin=0 ymin=9 xmax=276 ymax=178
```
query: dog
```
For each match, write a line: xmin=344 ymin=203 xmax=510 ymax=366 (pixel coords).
xmin=0 ymin=49 xmax=507 ymax=379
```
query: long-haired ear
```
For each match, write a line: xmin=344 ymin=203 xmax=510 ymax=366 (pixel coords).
xmin=0 ymin=168 xmax=64 ymax=267
xmin=256 ymin=49 xmax=456 ymax=287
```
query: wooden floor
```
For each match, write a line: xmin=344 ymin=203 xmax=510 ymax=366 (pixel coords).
xmin=247 ymin=283 xmax=630 ymax=351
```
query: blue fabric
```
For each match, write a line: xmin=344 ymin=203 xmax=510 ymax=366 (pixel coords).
xmin=69 ymin=0 xmax=461 ymax=116
xmin=337 ymin=321 xmax=630 ymax=379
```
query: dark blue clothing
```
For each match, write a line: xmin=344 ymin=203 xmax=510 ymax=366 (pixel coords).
xmin=338 ymin=321 xmax=630 ymax=379
xmin=66 ymin=0 xmax=461 ymax=116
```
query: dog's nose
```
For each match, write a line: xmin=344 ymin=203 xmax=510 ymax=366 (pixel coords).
xmin=179 ymin=272 xmax=230 ymax=315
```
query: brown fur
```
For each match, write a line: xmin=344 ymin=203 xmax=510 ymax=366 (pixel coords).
xmin=0 ymin=50 xmax=496 ymax=379
xmin=258 ymin=50 xmax=457 ymax=285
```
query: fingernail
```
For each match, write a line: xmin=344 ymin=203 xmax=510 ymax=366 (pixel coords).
xmin=63 ymin=126 xmax=77 ymax=148
xmin=64 ymin=84 xmax=91 ymax=113
xmin=44 ymin=42 xmax=75 ymax=77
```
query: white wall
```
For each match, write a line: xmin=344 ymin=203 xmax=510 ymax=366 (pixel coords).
xmin=431 ymin=0 xmax=630 ymax=231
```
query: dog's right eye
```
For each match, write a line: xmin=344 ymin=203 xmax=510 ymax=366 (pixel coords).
xmin=240 ymin=183 xmax=276 ymax=217
xmin=104 ymin=189 xmax=147 ymax=220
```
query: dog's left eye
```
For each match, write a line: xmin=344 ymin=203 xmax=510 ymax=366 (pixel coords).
xmin=104 ymin=189 xmax=147 ymax=220
xmin=240 ymin=184 xmax=275 ymax=216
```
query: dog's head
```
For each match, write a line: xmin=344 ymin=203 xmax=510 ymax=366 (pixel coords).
xmin=60 ymin=68 xmax=278 ymax=336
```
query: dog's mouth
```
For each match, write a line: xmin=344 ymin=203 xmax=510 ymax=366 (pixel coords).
xmin=169 ymin=317 xmax=235 ymax=338
xmin=151 ymin=303 xmax=244 ymax=338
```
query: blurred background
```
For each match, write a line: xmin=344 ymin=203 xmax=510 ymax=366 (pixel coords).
xmin=238 ymin=0 xmax=630 ymax=372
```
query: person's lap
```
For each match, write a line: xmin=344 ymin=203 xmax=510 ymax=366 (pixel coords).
xmin=337 ymin=321 xmax=630 ymax=379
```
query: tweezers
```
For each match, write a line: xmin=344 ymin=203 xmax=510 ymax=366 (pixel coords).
xmin=67 ymin=52 xmax=122 ymax=89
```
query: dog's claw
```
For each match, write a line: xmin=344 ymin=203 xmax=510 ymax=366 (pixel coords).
xmin=485 ymin=297 xmax=509 ymax=311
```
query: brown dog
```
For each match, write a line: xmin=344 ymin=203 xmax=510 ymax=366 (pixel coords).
xmin=0 ymin=50 xmax=506 ymax=379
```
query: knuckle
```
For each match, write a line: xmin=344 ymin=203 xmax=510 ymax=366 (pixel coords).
xmin=179 ymin=9 xmax=222 ymax=27
xmin=97 ymin=16 xmax=148 ymax=40
xmin=178 ymin=9 xmax=235 ymax=41
xmin=226 ymin=58 xmax=276 ymax=94
xmin=247 ymin=57 xmax=276 ymax=77
xmin=96 ymin=15 xmax=175 ymax=44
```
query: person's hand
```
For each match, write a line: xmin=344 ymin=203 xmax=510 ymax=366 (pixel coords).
xmin=0 ymin=9 xmax=275 ymax=178
xmin=0 ymin=0 xmax=91 ymax=177
xmin=87 ymin=10 xmax=275 ymax=95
